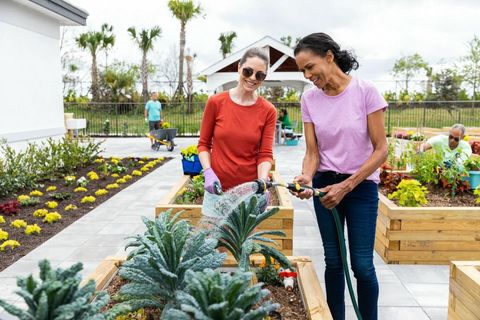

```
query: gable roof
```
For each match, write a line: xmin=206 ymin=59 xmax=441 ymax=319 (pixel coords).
xmin=201 ymin=35 xmax=298 ymax=75
xmin=19 ymin=0 xmax=88 ymax=25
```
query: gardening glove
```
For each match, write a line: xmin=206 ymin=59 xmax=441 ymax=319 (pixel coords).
xmin=204 ymin=168 xmax=222 ymax=195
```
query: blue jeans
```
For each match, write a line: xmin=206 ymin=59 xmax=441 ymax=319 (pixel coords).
xmin=313 ymin=171 xmax=379 ymax=320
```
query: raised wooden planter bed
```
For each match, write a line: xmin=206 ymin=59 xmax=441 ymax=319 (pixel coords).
xmin=155 ymin=171 xmax=294 ymax=255
xmin=85 ymin=255 xmax=332 ymax=320
xmin=448 ymin=261 xmax=480 ymax=320
xmin=375 ymin=193 xmax=480 ymax=264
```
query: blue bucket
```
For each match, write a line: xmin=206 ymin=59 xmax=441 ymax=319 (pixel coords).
xmin=468 ymin=171 xmax=480 ymax=189
xmin=182 ymin=155 xmax=202 ymax=176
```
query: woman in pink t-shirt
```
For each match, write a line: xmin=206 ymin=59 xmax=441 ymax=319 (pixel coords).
xmin=293 ymin=33 xmax=388 ymax=320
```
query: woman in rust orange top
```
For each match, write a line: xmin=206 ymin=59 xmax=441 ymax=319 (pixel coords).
xmin=198 ymin=47 xmax=276 ymax=193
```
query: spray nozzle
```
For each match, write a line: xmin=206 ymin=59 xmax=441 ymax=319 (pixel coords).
xmin=213 ymin=181 xmax=223 ymax=195
xmin=254 ymin=179 xmax=273 ymax=194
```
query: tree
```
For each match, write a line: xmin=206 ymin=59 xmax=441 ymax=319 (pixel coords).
xmin=128 ymin=26 xmax=162 ymax=103
xmin=460 ymin=35 xmax=480 ymax=99
xmin=280 ymin=35 xmax=301 ymax=48
xmin=167 ymin=0 xmax=203 ymax=97
xmin=76 ymin=23 xmax=115 ymax=101
xmin=392 ymin=53 xmax=429 ymax=93
xmin=218 ymin=31 xmax=237 ymax=58
xmin=99 ymin=62 xmax=140 ymax=103
xmin=433 ymin=68 xmax=463 ymax=101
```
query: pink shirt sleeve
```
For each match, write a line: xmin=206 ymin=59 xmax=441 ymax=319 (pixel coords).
xmin=301 ymin=94 xmax=313 ymax=122
xmin=365 ymin=83 xmax=388 ymax=114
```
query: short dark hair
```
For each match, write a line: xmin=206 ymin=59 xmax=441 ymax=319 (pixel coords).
xmin=239 ymin=47 xmax=269 ymax=69
xmin=294 ymin=32 xmax=359 ymax=74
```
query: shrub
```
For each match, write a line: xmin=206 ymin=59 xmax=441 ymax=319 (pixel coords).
xmin=215 ymin=197 xmax=291 ymax=271
xmin=0 ymin=260 xmax=128 ymax=319
xmin=117 ymin=211 xmax=226 ymax=316
xmin=388 ymin=179 xmax=428 ymax=207
xmin=164 ymin=269 xmax=278 ymax=320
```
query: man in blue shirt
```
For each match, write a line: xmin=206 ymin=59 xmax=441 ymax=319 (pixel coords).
xmin=144 ymin=92 xmax=162 ymax=145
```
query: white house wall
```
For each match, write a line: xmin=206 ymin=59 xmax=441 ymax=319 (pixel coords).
xmin=0 ymin=0 xmax=65 ymax=149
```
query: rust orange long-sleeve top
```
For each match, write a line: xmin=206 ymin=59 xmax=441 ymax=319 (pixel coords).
xmin=198 ymin=91 xmax=277 ymax=190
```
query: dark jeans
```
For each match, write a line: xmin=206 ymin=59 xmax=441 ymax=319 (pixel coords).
xmin=312 ymin=171 xmax=379 ymax=320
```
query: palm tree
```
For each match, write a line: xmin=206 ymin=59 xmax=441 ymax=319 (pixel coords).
xmin=218 ymin=31 xmax=237 ymax=59
xmin=76 ymin=23 xmax=115 ymax=101
xmin=128 ymin=26 xmax=162 ymax=103
xmin=167 ymin=0 xmax=203 ymax=97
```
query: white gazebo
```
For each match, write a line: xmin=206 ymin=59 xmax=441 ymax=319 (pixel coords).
xmin=200 ymin=36 xmax=311 ymax=94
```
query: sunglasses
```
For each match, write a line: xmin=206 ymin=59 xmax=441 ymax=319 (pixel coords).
xmin=241 ymin=67 xmax=267 ymax=81
xmin=449 ymin=135 xmax=460 ymax=142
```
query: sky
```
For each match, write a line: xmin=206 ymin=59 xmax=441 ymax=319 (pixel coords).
xmin=65 ymin=0 xmax=480 ymax=94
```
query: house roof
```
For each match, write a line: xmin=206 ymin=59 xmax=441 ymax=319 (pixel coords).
xmin=23 ymin=0 xmax=88 ymax=25
xmin=200 ymin=35 xmax=311 ymax=93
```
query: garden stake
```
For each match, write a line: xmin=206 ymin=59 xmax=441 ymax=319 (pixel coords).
xmin=255 ymin=179 xmax=363 ymax=320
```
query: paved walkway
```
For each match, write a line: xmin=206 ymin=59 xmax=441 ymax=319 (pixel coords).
xmin=0 ymin=137 xmax=448 ymax=320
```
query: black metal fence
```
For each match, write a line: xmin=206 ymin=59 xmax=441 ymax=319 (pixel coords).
xmin=64 ymin=101 xmax=480 ymax=137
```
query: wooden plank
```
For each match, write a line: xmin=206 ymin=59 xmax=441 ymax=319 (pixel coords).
xmin=388 ymin=250 xmax=480 ymax=262
xmin=401 ymin=240 xmax=480 ymax=251
xmin=455 ymin=266 xmax=480 ymax=303
xmin=449 ymin=278 xmax=480 ymax=318
xmin=451 ymin=295 xmax=480 ymax=320
xmin=297 ymin=261 xmax=333 ymax=320
xmin=82 ymin=256 xmax=125 ymax=291
xmin=402 ymin=220 xmax=480 ymax=231
xmin=389 ymin=230 xmax=480 ymax=241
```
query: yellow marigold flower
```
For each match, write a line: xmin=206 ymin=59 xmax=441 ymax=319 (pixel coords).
xmin=46 ymin=186 xmax=57 ymax=192
xmin=43 ymin=212 xmax=61 ymax=224
xmin=17 ymin=195 xmax=30 ymax=202
xmin=464 ymin=134 xmax=470 ymax=141
xmin=25 ymin=224 xmax=41 ymax=235
xmin=106 ymin=183 xmax=119 ymax=189
xmin=116 ymin=178 xmax=127 ymax=184
xmin=45 ymin=201 xmax=58 ymax=209
xmin=111 ymin=158 xmax=120 ymax=165
xmin=87 ymin=171 xmax=99 ymax=180
xmin=132 ymin=170 xmax=142 ymax=176
xmin=142 ymin=156 xmax=149 ymax=161
xmin=123 ymin=174 xmax=132 ymax=181
xmin=140 ymin=166 xmax=149 ymax=172
xmin=407 ymin=130 xmax=415 ymax=136
xmin=111 ymin=173 xmax=120 ymax=178
xmin=64 ymin=175 xmax=76 ymax=184
xmin=0 ymin=229 xmax=8 ymax=241
xmin=81 ymin=196 xmax=96 ymax=203
xmin=0 ymin=216 xmax=5 ymax=224
xmin=33 ymin=209 xmax=48 ymax=217
xmin=74 ymin=187 xmax=88 ymax=193
xmin=178 ymin=187 xmax=188 ymax=195
xmin=95 ymin=189 xmax=108 ymax=196
xmin=11 ymin=219 xmax=27 ymax=229
xmin=158 ymin=156 xmax=164 ymax=161
xmin=29 ymin=190 xmax=44 ymax=197
xmin=0 ymin=240 xmax=20 ymax=251
xmin=64 ymin=204 xmax=78 ymax=211
xmin=93 ymin=158 xmax=104 ymax=163
xmin=138 ymin=160 xmax=145 ymax=164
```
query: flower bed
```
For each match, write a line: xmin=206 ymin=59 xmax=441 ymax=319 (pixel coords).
xmin=155 ymin=171 xmax=294 ymax=255
xmin=0 ymin=156 xmax=170 ymax=271
xmin=448 ymin=261 xmax=480 ymax=319
xmin=85 ymin=255 xmax=332 ymax=320
xmin=375 ymin=192 xmax=480 ymax=264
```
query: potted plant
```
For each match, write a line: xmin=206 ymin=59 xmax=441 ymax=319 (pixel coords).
xmin=180 ymin=145 xmax=202 ymax=176
xmin=464 ymin=156 xmax=480 ymax=189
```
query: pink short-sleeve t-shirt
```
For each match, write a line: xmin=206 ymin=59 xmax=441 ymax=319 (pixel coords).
xmin=301 ymin=77 xmax=387 ymax=183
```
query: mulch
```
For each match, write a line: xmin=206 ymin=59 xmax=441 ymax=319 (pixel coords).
xmin=103 ymin=273 xmax=307 ymax=319
xmin=0 ymin=157 xmax=171 ymax=272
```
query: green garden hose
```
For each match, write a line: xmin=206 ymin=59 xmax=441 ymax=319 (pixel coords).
xmin=256 ymin=180 xmax=363 ymax=320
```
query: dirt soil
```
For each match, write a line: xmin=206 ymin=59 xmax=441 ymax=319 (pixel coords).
xmin=380 ymin=184 xmax=480 ymax=207
xmin=0 ymin=157 xmax=171 ymax=272
xmin=103 ymin=274 xmax=307 ymax=319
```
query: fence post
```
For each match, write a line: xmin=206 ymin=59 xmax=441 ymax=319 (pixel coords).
xmin=387 ymin=103 xmax=392 ymax=136
xmin=422 ymin=104 xmax=426 ymax=128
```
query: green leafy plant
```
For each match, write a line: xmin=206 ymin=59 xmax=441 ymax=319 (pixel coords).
xmin=175 ymin=174 xmax=204 ymax=204
xmin=117 ymin=211 xmax=226 ymax=316
xmin=388 ymin=179 xmax=428 ymax=207
xmin=163 ymin=269 xmax=279 ymax=320
xmin=474 ymin=187 xmax=480 ymax=203
xmin=19 ymin=196 xmax=41 ymax=207
xmin=438 ymin=161 xmax=470 ymax=197
xmin=0 ymin=259 xmax=129 ymax=319
xmin=410 ymin=150 xmax=443 ymax=185
xmin=215 ymin=196 xmax=291 ymax=271
xmin=255 ymin=257 xmax=282 ymax=286
xmin=464 ymin=157 xmax=480 ymax=171
xmin=180 ymin=145 xmax=198 ymax=160
xmin=49 ymin=192 xmax=72 ymax=201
